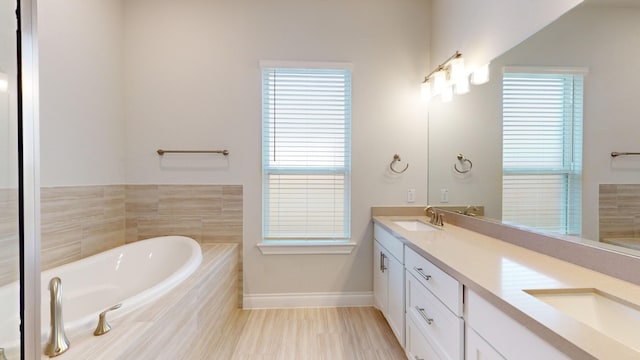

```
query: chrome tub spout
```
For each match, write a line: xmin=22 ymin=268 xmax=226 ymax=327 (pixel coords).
xmin=44 ymin=277 xmax=70 ymax=357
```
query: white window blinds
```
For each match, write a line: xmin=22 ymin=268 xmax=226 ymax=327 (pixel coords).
xmin=262 ymin=66 xmax=352 ymax=241
xmin=502 ymin=71 xmax=583 ymax=235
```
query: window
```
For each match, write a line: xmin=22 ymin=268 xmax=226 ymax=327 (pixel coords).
xmin=261 ymin=63 xmax=352 ymax=247
xmin=502 ymin=69 xmax=584 ymax=235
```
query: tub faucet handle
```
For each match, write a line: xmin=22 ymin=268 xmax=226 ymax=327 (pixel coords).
xmin=45 ymin=277 xmax=70 ymax=357
xmin=94 ymin=303 xmax=122 ymax=336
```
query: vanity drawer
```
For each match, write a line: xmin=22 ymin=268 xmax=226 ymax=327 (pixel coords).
xmin=405 ymin=246 xmax=462 ymax=316
xmin=406 ymin=310 xmax=443 ymax=360
xmin=374 ymin=223 xmax=404 ymax=263
xmin=406 ymin=271 xmax=463 ymax=360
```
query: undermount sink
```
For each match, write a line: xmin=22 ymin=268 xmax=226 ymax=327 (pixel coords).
xmin=525 ymin=288 xmax=640 ymax=351
xmin=392 ymin=220 xmax=438 ymax=232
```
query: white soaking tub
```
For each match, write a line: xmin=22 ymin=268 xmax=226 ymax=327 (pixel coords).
xmin=0 ymin=235 xmax=202 ymax=356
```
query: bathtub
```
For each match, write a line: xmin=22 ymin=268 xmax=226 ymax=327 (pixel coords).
xmin=0 ymin=236 xmax=202 ymax=355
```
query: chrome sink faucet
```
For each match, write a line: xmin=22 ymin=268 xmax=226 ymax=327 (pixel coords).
xmin=44 ymin=277 xmax=69 ymax=357
xmin=462 ymin=205 xmax=478 ymax=216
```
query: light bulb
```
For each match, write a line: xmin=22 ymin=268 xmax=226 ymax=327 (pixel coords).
xmin=470 ymin=64 xmax=490 ymax=85
xmin=432 ymin=70 xmax=446 ymax=95
xmin=450 ymin=56 xmax=465 ymax=81
xmin=420 ymin=81 xmax=431 ymax=101
xmin=442 ymin=86 xmax=453 ymax=102
xmin=454 ymin=76 xmax=469 ymax=95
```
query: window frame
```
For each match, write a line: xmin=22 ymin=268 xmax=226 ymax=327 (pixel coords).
xmin=501 ymin=67 xmax=585 ymax=235
xmin=259 ymin=61 xmax=355 ymax=255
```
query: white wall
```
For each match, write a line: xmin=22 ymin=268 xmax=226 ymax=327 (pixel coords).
xmin=0 ymin=0 xmax=18 ymax=188
xmin=38 ymin=0 xmax=125 ymax=187
xmin=428 ymin=3 xmax=640 ymax=240
xmin=123 ymin=0 xmax=430 ymax=297
xmin=430 ymin=0 xmax=582 ymax=74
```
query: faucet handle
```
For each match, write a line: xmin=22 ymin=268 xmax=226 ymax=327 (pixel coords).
xmin=94 ymin=303 xmax=122 ymax=336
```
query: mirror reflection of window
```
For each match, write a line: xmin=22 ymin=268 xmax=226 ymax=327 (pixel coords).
xmin=501 ymin=69 xmax=584 ymax=235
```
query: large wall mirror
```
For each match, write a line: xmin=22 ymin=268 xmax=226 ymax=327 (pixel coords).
xmin=428 ymin=0 xmax=640 ymax=253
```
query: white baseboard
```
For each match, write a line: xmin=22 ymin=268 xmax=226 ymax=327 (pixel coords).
xmin=243 ymin=291 xmax=374 ymax=309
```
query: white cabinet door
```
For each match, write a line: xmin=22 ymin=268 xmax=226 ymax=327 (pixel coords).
xmin=373 ymin=240 xmax=388 ymax=313
xmin=387 ymin=253 xmax=405 ymax=347
xmin=466 ymin=326 xmax=505 ymax=360
xmin=406 ymin=312 xmax=441 ymax=360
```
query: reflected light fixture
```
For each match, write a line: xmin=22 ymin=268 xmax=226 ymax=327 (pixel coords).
xmin=470 ymin=63 xmax=490 ymax=85
xmin=0 ymin=73 xmax=7 ymax=92
xmin=420 ymin=51 xmax=491 ymax=102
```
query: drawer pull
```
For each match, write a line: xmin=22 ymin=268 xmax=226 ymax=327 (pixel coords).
xmin=416 ymin=306 xmax=434 ymax=325
xmin=413 ymin=266 xmax=432 ymax=280
xmin=380 ymin=252 xmax=387 ymax=273
xmin=414 ymin=356 xmax=424 ymax=360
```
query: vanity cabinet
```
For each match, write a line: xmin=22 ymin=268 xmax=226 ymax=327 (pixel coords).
xmin=465 ymin=289 xmax=571 ymax=360
xmin=405 ymin=246 xmax=463 ymax=360
xmin=373 ymin=224 xmax=405 ymax=347
xmin=466 ymin=326 xmax=505 ymax=360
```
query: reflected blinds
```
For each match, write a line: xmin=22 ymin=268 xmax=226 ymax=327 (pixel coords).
xmin=262 ymin=67 xmax=352 ymax=241
xmin=502 ymin=72 xmax=583 ymax=235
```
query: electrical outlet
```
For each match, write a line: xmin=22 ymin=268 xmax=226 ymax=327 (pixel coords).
xmin=407 ymin=189 xmax=416 ymax=203
xmin=440 ymin=188 xmax=449 ymax=203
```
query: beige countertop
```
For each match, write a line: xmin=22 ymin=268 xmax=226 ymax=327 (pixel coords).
xmin=373 ymin=215 xmax=640 ymax=359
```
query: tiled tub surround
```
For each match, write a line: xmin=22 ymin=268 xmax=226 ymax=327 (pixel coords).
xmin=599 ymin=184 xmax=640 ymax=248
xmin=40 ymin=184 xmax=243 ymax=271
xmin=40 ymin=185 xmax=126 ymax=271
xmin=41 ymin=243 xmax=241 ymax=359
xmin=373 ymin=215 xmax=640 ymax=359
xmin=125 ymin=185 xmax=242 ymax=244
xmin=0 ymin=188 xmax=19 ymax=286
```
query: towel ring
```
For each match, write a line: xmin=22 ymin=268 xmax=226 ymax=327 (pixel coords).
xmin=390 ymin=154 xmax=409 ymax=174
xmin=454 ymin=154 xmax=472 ymax=174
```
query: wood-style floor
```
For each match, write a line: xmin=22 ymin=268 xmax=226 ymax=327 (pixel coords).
xmin=214 ymin=307 xmax=406 ymax=360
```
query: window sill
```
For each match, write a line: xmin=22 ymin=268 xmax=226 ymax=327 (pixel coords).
xmin=257 ymin=241 xmax=357 ymax=255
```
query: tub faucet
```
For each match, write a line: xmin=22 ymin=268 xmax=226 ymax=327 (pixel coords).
xmin=44 ymin=277 xmax=69 ymax=357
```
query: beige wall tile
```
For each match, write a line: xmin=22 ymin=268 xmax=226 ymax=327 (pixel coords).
xmin=37 ymin=184 xmax=242 ymax=274
xmin=40 ymin=185 xmax=125 ymax=271
xmin=599 ymin=184 xmax=640 ymax=240
xmin=126 ymin=184 xmax=243 ymax=245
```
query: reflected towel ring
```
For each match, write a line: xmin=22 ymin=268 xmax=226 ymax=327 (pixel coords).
xmin=390 ymin=154 xmax=409 ymax=174
xmin=454 ymin=154 xmax=473 ymax=174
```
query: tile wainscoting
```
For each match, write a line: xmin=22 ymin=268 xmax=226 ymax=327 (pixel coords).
xmin=0 ymin=188 xmax=19 ymax=286
xmin=600 ymin=184 xmax=640 ymax=249
xmin=40 ymin=184 xmax=243 ymax=271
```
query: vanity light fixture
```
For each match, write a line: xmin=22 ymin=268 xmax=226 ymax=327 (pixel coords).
xmin=0 ymin=73 xmax=7 ymax=92
xmin=421 ymin=52 xmax=490 ymax=102
xmin=454 ymin=76 xmax=470 ymax=95
xmin=442 ymin=85 xmax=453 ymax=102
